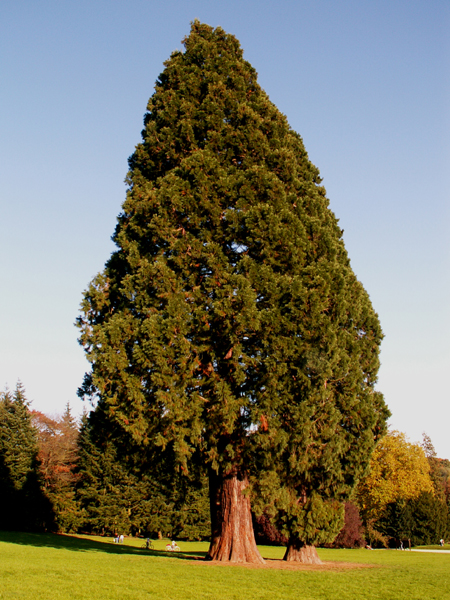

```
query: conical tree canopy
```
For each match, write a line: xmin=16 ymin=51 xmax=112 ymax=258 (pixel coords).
xmin=78 ymin=21 xmax=388 ymax=562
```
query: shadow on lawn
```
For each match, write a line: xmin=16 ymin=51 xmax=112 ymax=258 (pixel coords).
xmin=0 ymin=531 xmax=205 ymax=561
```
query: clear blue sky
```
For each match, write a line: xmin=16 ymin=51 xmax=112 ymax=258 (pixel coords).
xmin=1 ymin=1 xmax=449 ymax=456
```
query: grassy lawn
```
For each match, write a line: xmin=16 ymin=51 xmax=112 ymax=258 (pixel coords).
xmin=0 ymin=532 xmax=449 ymax=600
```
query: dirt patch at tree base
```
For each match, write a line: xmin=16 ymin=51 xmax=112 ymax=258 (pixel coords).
xmin=197 ymin=558 xmax=376 ymax=571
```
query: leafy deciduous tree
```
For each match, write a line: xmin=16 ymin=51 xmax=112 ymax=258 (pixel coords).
xmin=32 ymin=404 xmax=82 ymax=532
xmin=325 ymin=502 xmax=366 ymax=548
xmin=357 ymin=430 xmax=434 ymax=543
xmin=422 ymin=432 xmax=449 ymax=498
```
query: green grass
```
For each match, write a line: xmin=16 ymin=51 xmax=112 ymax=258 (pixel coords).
xmin=0 ymin=532 xmax=449 ymax=600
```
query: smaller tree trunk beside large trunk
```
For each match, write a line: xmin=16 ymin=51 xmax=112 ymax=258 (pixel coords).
xmin=283 ymin=538 xmax=322 ymax=564
xmin=207 ymin=467 xmax=265 ymax=564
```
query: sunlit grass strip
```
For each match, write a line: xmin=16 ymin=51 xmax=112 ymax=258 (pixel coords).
xmin=0 ymin=532 xmax=448 ymax=600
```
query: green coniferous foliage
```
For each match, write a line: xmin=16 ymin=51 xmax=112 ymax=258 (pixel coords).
xmin=77 ymin=21 xmax=388 ymax=562
xmin=378 ymin=498 xmax=415 ymax=547
xmin=76 ymin=409 xmax=145 ymax=536
xmin=410 ymin=492 xmax=449 ymax=544
xmin=0 ymin=383 xmax=54 ymax=531
xmin=170 ymin=474 xmax=211 ymax=540
xmin=76 ymin=404 xmax=210 ymax=539
xmin=380 ymin=493 xmax=449 ymax=546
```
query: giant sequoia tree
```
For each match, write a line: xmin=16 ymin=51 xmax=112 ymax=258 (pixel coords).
xmin=77 ymin=21 xmax=388 ymax=563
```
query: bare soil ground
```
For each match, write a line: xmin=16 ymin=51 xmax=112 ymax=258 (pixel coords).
xmin=195 ymin=558 xmax=377 ymax=571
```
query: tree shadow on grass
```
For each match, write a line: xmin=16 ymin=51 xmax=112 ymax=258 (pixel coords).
xmin=0 ymin=530 xmax=206 ymax=561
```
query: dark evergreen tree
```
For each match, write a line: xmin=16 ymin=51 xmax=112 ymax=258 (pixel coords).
xmin=409 ymin=492 xmax=446 ymax=545
xmin=77 ymin=21 xmax=388 ymax=563
xmin=380 ymin=492 xmax=449 ymax=546
xmin=170 ymin=475 xmax=211 ymax=540
xmin=76 ymin=405 xmax=210 ymax=539
xmin=378 ymin=497 xmax=415 ymax=548
xmin=0 ymin=383 xmax=53 ymax=531
xmin=76 ymin=409 xmax=152 ymax=536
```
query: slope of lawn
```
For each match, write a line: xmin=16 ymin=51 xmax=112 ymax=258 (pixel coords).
xmin=0 ymin=531 xmax=448 ymax=600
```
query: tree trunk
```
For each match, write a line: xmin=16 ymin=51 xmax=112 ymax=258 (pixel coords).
xmin=206 ymin=467 xmax=265 ymax=564
xmin=283 ymin=538 xmax=322 ymax=564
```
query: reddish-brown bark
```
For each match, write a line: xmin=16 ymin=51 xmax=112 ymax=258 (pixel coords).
xmin=283 ymin=539 xmax=322 ymax=564
xmin=207 ymin=468 xmax=265 ymax=564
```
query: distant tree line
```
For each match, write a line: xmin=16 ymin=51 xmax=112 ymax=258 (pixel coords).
xmin=0 ymin=384 xmax=448 ymax=547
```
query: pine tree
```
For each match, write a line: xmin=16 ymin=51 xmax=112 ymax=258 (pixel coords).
xmin=76 ymin=410 xmax=146 ymax=536
xmin=170 ymin=474 xmax=211 ymax=540
xmin=77 ymin=21 xmax=388 ymax=563
xmin=76 ymin=405 xmax=210 ymax=538
xmin=380 ymin=492 xmax=449 ymax=546
xmin=0 ymin=383 xmax=53 ymax=530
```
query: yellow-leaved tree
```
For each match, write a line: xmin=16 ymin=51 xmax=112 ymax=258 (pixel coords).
xmin=357 ymin=430 xmax=434 ymax=542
